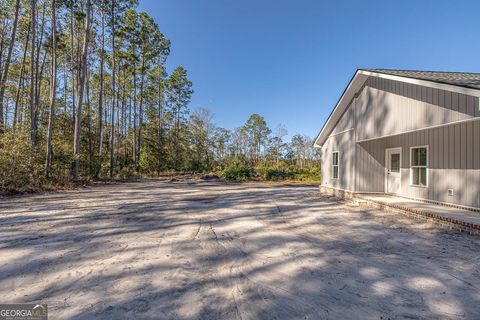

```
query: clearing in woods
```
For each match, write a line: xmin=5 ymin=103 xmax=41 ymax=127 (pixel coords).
xmin=0 ymin=179 xmax=479 ymax=319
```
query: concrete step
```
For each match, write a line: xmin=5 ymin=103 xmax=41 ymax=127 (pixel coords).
xmin=354 ymin=196 xmax=480 ymax=236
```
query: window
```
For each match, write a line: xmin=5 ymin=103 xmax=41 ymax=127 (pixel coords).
xmin=410 ymin=146 xmax=428 ymax=187
xmin=390 ymin=153 xmax=400 ymax=172
xmin=332 ymin=151 xmax=339 ymax=179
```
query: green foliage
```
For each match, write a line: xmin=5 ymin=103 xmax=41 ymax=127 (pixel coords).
xmin=252 ymin=161 xmax=320 ymax=182
xmin=118 ymin=165 xmax=139 ymax=180
xmin=166 ymin=66 xmax=193 ymax=170
xmin=216 ymin=158 xmax=320 ymax=183
xmin=243 ymin=114 xmax=271 ymax=163
xmin=0 ymin=131 xmax=45 ymax=192
xmin=218 ymin=158 xmax=252 ymax=181
xmin=138 ymin=148 xmax=155 ymax=173
xmin=221 ymin=166 xmax=253 ymax=181
xmin=265 ymin=168 xmax=293 ymax=181
xmin=290 ymin=166 xmax=321 ymax=182
xmin=0 ymin=0 xmax=321 ymax=191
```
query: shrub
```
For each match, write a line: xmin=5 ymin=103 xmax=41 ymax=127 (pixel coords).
xmin=221 ymin=166 xmax=253 ymax=181
xmin=218 ymin=159 xmax=321 ymax=182
xmin=265 ymin=168 xmax=293 ymax=181
xmin=0 ymin=130 xmax=45 ymax=192
xmin=291 ymin=166 xmax=321 ymax=181
xmin=118 ymin=165 xmax=139 ymax=180
xmin=217 ymin=157 xmax=253 ymax=181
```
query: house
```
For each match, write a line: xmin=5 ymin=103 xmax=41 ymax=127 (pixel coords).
xmin=314 ymin=69 xmax=480 ymax=209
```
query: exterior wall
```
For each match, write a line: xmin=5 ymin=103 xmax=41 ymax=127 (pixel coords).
xmin=321 ymin=126 xmax=355 ymax=192
xmin=356 ymin=77 xmax=479 ymax=141
xmin=320 ymin=75 xmax=480 ymax=208
xmin=355 ymin=141 xmax=385 ymax=192
xmin=357 ymin=120 xmax=480 ymax=208
xmin=331 ymin=101 xmax=355 ymax=134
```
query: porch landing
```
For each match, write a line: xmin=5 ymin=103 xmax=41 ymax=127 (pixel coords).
xmin=354 ymin=194 xmax=480 ymax=235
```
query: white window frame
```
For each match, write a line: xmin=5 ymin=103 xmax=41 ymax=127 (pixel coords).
xmin=410 ymin=145 xmax=428 ymax=188
xmin=332 ymin=151 xmax=339 ymax=180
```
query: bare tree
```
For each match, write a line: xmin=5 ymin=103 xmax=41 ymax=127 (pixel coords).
xmin=72 ymin=0 xmax=92 ymax=181
xmin=95 ymin=7 xmax=105 ymax=178
xmin=13 ymin=24 xmax=30 ymax=131
xmin=29 ymin=0 xmax=37 ymax=146
xmin=45 ymin=0 xmax=57 ymax=178
xmin=0 ymin=0 xmax=20 ymax=132
xmin=109 ymin=0 xmax=116 ymax=178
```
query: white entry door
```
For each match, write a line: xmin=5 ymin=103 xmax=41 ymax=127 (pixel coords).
xmin=386 ymin=148 xmax=401 ymax=194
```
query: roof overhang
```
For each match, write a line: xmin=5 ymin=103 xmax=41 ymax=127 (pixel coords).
xmin=313 ymin=70 xmax=368 ymax=148
xmin=313 ymin=69 xmax=480 ymax=148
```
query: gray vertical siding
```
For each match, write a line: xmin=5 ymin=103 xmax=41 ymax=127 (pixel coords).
xmin=331 ymin=101 xmax=355 ymax=134
xmin=321 ymin=75 xmax=480 ymax=208
xmin=321 ymin=99 xmax=357 ymax=191
xmin=356 ymin=120 xmax=480 ymax=208
xmin=355 ymin=141 xmax=385 ymax=192
xmin=356 ymin=77 xmax=477 ymax=141
xmin=321 ymin=129 xmax=355 ymax=191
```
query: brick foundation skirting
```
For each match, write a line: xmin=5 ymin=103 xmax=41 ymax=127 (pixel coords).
xmin=318 ymin=186 xmax=357 ymax=199
xmin=360 ymin=200 xmax=480 ymax=236
xmin=319 ymin=186 xmax=480 ymax=236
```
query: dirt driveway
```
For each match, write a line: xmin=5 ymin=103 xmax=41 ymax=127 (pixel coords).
xmin=1 ymin=180 xmax=479 ymax=319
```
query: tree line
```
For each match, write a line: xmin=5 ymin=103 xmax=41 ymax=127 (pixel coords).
xmin=0 ymin=0 xmax=319 ymax=191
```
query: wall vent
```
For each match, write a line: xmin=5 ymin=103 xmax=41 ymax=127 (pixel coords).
xmin=448 ymin=189 xmax=454 ymax=197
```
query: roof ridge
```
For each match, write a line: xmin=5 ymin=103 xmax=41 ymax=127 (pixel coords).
xmin=360 ymin=68 xmax=480 ymax=76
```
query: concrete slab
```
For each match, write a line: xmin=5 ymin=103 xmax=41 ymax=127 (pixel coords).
xmin=358 ymin=194 xmax=480 ymax=231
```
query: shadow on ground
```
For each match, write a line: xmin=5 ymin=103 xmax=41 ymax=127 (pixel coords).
xmin=0 ymin=179 xmax=479 ymax=319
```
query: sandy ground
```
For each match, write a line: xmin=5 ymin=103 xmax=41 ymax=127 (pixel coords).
xmin=1 ymin=179 xmax=480 ymax=320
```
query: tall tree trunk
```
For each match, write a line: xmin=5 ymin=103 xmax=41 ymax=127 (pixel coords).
xmin=132 ymin=64 xmax=137 ymax=164
xmin=121 ymin=75 xmax=126 ymax=165
xmin=109 ymin=0 xmax=116 ymax=178
xmin=63 ymin=62 xmax=67 ymax=113
xmin=75 ymin=12 xmax=80 ymax=120
xmin=86 ymin=68 xmax=92 ymax=174
xmin=34 ymin=1 xmax=46 ymax=117
xmin=95 ymin=10 xmax=105 ymax=178
xmin=116 ymin=96 xmax=120 ymax=165
xmin=104 ymin=97 xmax=108 ymax=158
xmin=128 ymin=94 xmax=132 ymax=161
xmin=175 ymin=95 xmax=181 ymax=170
xmin=45 ymin=0 xmax=57 ymax=178
xmin=0 ymin=0 xmax=21 ymax=132
xmin=0 ymin=20 xmax=8 ymax=89
xmin=4 ymin=95 xmax=10 ymax=125
xmin=72 ymin=0 xmax=92 ymax=181
xmin=29 ymin=0 xmax=37 ymax=146
xmin=70 ymin=7 xmax=75 ymax=119
xmin=13 ymin=26 xmax=30 ymax=132
xmin=123 ymin=90 xmax=128 ymax=165
xmin=137 ymin=57 xmax=146 ymax=166
xmin=36 ymin=49 xmax=47 ymax=111
xmin=157 ymin=76 xmax=163 ymax=165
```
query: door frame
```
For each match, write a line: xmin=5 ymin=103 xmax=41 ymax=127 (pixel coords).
xmin=384 ymin=147 xmax=402 ymax=194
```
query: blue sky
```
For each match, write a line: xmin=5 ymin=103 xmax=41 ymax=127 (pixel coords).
xmin=138 ymin=0 xmax=480 ymax=139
